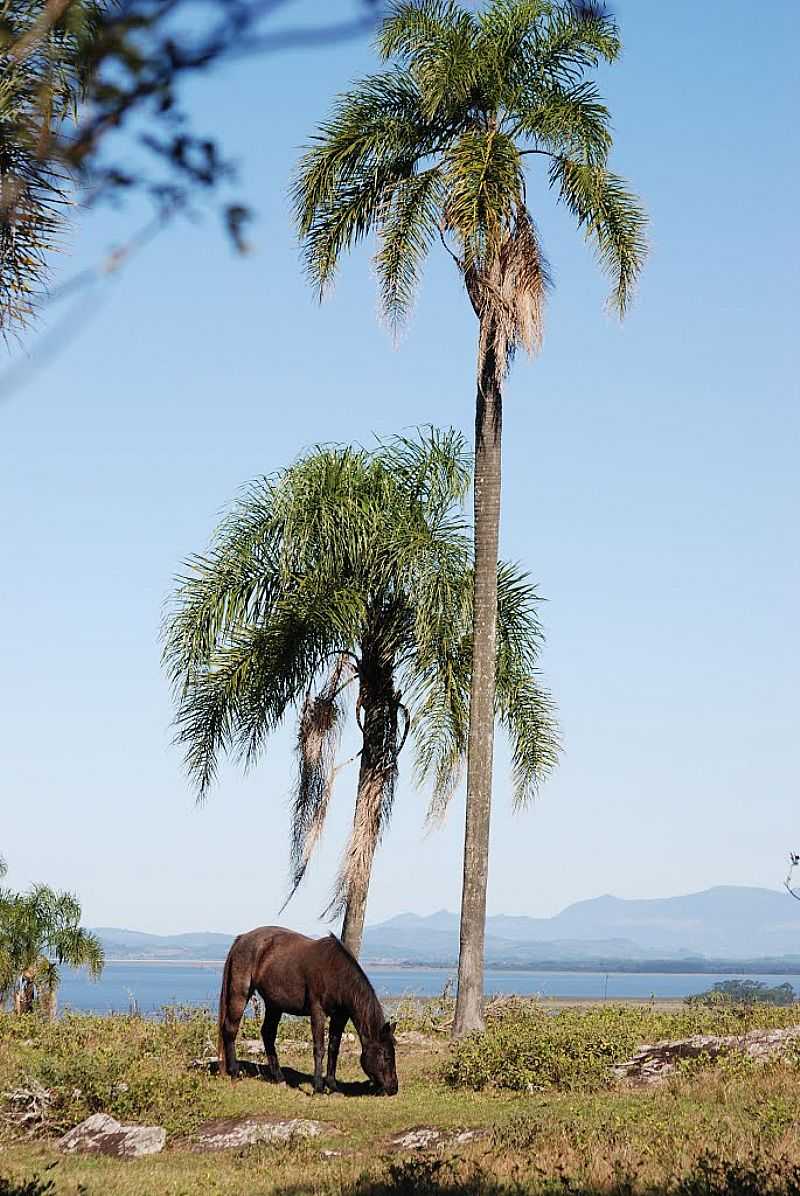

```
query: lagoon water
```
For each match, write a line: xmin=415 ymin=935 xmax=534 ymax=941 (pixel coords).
xmin=57 ymin=963 xmax=800 ymax=1014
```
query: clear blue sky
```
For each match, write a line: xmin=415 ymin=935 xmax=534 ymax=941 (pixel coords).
xmin=1 ymin=1 xmax=797 ymax=935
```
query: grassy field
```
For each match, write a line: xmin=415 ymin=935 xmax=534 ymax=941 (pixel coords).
xmin=3 ymin=1001 xmax=800 ymax=1195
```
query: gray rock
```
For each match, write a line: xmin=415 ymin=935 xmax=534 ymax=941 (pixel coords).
xmin=614 ymin=1024 xmax=800 ymax=1085
xmin=390 ymin=1126 xmax=486 ymax=1152
xmin=59 ymin=1113 xmax=166 ymax=1158
xmin=192 ymin=1116 xmax=331 ymax=1152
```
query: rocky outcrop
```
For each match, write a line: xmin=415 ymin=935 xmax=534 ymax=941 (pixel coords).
xmin=614 ymin=1024 xmax=800 ymax=1084
xmin=192 ymin=1116 xmax=332 ymax=1152
xmin=58 ymin=1113 xmax=166 ymax=1157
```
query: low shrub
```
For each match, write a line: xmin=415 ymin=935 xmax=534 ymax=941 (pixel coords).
xmin=443 ymin=1003 xmax=800 ymax=1093
xmin=0 ymin=1010 xmax=218 ymax=1135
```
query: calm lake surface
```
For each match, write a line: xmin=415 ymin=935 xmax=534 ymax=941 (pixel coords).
xmin=57 ymin=963 xmax=800 ymax=1014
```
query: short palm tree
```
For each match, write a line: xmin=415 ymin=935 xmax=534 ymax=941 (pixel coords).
xmin=163 ymin=430 xmax=558 ymax=957
xmin=0 ymin=883 xmax=104 ymax=1017
xmin=293 ymin=0 xmax=646 ymax=1032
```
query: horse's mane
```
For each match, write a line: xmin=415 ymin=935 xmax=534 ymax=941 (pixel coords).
xmin=325 ymin=933 xmax=384 ymax=1038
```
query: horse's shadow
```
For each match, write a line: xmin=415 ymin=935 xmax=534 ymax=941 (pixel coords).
xmin=280 ymin=1065 xmax=375 ymax=1097
xmin=206 ymin=1058 xmax=374 ymax=1097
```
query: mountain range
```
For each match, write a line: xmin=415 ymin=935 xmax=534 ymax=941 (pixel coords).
xmin=93 ymin=886 xmax=800 ymax=965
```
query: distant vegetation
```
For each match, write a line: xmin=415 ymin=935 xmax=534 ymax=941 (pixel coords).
xmin=687 ymin=980 xmax=797 ymax=1007
xmin=0 ymin=880 xmax=103 ymax=1017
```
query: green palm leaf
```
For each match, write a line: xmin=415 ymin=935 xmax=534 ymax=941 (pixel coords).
xmin=549 ymin=156 xmax=647 ymax=314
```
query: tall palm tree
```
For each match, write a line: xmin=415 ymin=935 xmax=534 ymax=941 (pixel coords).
xmin=163 ymin=430 xmax=558 ymax=957
xmin=293 ymin=0 xmax=646 ymax=1033
xmin=0 ymin=883 xmax=104 ymax=1017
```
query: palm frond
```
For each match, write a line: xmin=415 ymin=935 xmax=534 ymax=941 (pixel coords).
xmin=549 ymin=155 xmax=648 ymax=314
xmin=482 ymin=206 xmax=551 ymax=379
xmin=0 ymin=0 xmax=103 ymax=338
xmin=494 ymin=561 xmax=560 ymax=805
xmin=379 ymin=0 xmax=475 ymax=61
xmin=379 ymin=1 xmax=478 ymax=120
xmin=286 ymin=658 xmax=354 ymax=903
xmin=0 ymin=117 xmax=69 ymax=336
xmin=533 ymin=1 xmax=621 ymax=83
xmin=376 ymin=167 xmax=444 ymax=331
xmin=443 ymin=127 xmax=523 ymax=270
xmin=291 ymin=67 xmax=430 ymax=242
xmin=377 ymin=425 xmax=471 ymax=520
xmin=517 ymin=80 xmax=611 ymax=163
xmin=475 ymin=0 xmax=549 ymax=106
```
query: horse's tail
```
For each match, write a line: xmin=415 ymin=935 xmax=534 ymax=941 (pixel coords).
xmin=217 ymin=941 xmax=236 ymax=1075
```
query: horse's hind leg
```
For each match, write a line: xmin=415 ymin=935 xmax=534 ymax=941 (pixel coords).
xmin=220 ymin=984 xmax=249 ymax=1079
xmin=261 ymin=1006 xmax=284 ymax=1083
xmin=325 ymin=1010 xmax=347 ymax=1092
xmin=310 ymin=1001 xmax=326 ymax=1094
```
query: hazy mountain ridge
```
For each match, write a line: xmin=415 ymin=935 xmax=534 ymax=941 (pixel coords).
xmin=93 ymin=886 xmax=800 ymax=963
xmin=93 ymin=928 xmax=235 ymax=960
xmin=366 ymin=887 xmax=800 ymax=961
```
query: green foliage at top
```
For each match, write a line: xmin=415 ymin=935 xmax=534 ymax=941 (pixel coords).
xmin=0 ymin=0 xmax=102 ymax=335
xmin=295 ymin=0 xmax=647 ymax=343
xmin=442 ymin=1002 xmax=800 ymax=1093
xmin=0 ymin=883 xmax=103 ymax=1014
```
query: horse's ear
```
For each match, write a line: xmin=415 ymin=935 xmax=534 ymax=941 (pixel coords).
xmin=385 ymin=1020 xmax=397 ymax=1037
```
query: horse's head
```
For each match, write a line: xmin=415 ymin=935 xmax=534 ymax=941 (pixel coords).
xmin=360 ymin=1020 xmax=398 ymax=1095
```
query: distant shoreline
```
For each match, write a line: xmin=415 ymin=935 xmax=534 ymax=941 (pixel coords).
xmin=100 ymin=959 xmax=800 ymax=976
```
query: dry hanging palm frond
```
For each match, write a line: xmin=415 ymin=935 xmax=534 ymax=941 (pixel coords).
xmin=498 ymin=208 xmax=551 ymax=358
xmin=284 ymin=656 xmax=356 ymax=905
xmin=466 ymin=206 xmax=551 ymax=386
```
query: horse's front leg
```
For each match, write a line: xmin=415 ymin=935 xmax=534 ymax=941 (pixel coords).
xmin=325 ymin=1011 xmax=347 ymax=1092
xmin=309 ymin=1003 xmax=326 ymax=1094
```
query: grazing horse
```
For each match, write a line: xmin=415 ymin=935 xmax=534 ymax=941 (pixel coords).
xmin=217 ymin=926 xmax=398 ymax=1095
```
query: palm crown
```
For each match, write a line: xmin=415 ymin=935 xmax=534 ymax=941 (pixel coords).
xmin=294 ymin=0 xmax=647 ymax=363
xmin=163 ymin=430 xmax=558 ymax=930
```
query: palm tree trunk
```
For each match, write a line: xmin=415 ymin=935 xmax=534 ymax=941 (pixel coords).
xmin=42 ymin=986 xmax=57 ymax=1021
xmin=339 ymin=751 xmax=382 ymax=958
xmin=340 ymin=654 xmax=396 ymax=958
xmin=16 ymin=975 xmax=35 ymax=1015
xmin=453 ymin=329 xmax=502 ymax=1038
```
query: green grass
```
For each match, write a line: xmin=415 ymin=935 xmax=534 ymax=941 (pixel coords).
xmin=2 ymin=1004 xmax=800 ymax=1195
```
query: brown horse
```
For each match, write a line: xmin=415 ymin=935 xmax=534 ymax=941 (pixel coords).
xmin=217 ymin=926 xmax=398 ymax=1095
